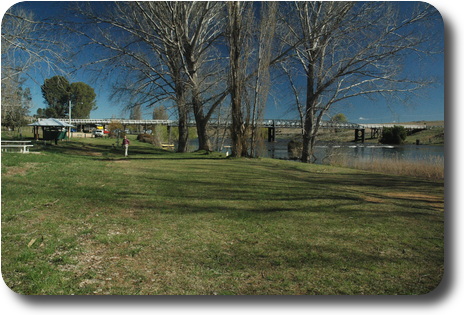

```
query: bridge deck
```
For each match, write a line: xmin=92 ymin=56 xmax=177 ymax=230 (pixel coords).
xmin=47 ymin=118 xmax=431 ymax=130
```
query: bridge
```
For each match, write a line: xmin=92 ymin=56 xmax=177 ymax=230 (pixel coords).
xmin=68 ymin=118 xmax=361 ymax=128
xmin=54 ymin=118 xmax=430 ymax=143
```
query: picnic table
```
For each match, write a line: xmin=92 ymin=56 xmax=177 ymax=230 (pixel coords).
xmin=1 ymin=140 xmax=34 ymax=153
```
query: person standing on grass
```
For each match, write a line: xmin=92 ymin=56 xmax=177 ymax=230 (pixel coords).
xmin=122 ymin=135 xmax=130 ymax=157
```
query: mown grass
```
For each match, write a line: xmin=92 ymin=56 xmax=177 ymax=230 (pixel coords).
xmin=1 ymin=137 xmax=444 ymax=295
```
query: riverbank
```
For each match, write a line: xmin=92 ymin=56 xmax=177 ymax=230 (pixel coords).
xmin=277 ymin=123 xmax=444 ymax=145
xmin=2 ymin=138 xmax=444 ymax=294
xmin=270 ymin=121 xmax=444 ymax=180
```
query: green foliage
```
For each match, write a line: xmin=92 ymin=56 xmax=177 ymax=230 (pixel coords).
xmin=330 ymin=113 xmax=347 ymax=123
xmin=107 ymin=120 xmax=124 ymax=138
xmin=69 ymin=82 xmax=97 ymax=119
xmin=40 ymin=76 xmax=96 ymax=119
xmin=380 ymin=126 xmax=407 ymax=144
xmin=41 ymin=76 xmax=70 ymax=118
xmin=137 ymin=133 xmax=161 ymax=147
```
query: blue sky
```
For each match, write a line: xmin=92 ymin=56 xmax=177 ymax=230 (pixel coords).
xmin=3 ymin=1 xmax=445 ymax=124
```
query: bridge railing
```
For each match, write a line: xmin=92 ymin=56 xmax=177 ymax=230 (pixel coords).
xmin=359 ymin=124 xmax=428 ymax=130
xmin=68 ymin=119 xmax=175 ymax=125
xmin=49 ymin=118 xmax=434 ymax=130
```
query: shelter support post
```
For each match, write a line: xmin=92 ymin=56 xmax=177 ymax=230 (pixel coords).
xmin=33 ymin=126 xmax=39 ymax=140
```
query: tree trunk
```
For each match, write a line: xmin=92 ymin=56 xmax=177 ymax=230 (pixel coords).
xmin=301 ymin=63 xmax=316 ymax=163
xmin=229 ymin=55 xmax=247 ymax=157
xmin=184 ymin=48 xmax=211 ymax=152
xmin=177 ymin=108 xmax=189 ymax=153
xmin=192 ymin=94 xmax=211 ymax=151
xmin=176 ymin=83 xmax=189 ymax=153
xmin=228 ymin=2 xmax=247 ymax=157
xmin=230 ymin=86 xmax=245 ymax=157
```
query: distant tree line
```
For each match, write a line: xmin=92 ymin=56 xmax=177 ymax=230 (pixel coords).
xmin=2 ymin=2 xmax=442 ymax=162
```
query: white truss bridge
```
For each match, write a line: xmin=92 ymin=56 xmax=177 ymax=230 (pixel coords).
xmin=59 ymin=118 xmax=431 ymax=130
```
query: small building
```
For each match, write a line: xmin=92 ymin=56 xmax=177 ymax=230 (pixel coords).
xmin=29 ymin=118 xmax=75 ymax=143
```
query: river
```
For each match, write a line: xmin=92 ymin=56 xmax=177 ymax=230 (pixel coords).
xmin=207 ymin=138 xmax=444 ymax=165
xmin=264 ymin=139 xmax=444 ymax=164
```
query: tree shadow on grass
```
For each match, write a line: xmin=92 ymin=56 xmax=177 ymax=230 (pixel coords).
xmin=42 ymin=141 xmax=184 ymax=161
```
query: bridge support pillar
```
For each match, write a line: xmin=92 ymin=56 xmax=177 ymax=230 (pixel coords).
xmin=371 ymin=128 xmax=380 ymax=138
xmin=355 ymin=128 xmax=365 ymax=143
xmin=268 ymin=126 xmax=276 ymax=142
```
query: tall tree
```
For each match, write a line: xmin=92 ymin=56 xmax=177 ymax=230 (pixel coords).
xmin=172 ymin=1 xmax=226 ymax=152
xmin=41 ymin=75 xmax=70 ymax=118
xmin=225 ymin=1 xmax=254 ymax=157
xmin=283 ymin=2 xmax=441 ymax=162
xmin=73 ymin=1 xmax=226 ymax=152
xmin=130 ymin=104 xmax=142 ymax=120
xmin=40 ymin=76 xmax=97 ymax=118
xmin=153 ymin=106 xmax=168 ymax=120
xmin=1 ymin=73 xmax=31 ymax=131
xmin=69 ymin=82 xmax=97 ymax=119
xmin=249 ymin=2 xmax=278 ymax=157
xmin=1 ymin=6 xmax=66 ymax=130
xmin=225 ymin=2 xmax=286 ymax=157
xmin=126 ymin=1 xmax=226 ymax=151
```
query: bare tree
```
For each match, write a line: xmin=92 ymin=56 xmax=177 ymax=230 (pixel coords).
xmin=1 ymin=7 xmax=69 ymax=83
xmin=163 ymin=1 xmax=226 ymax=152
xmin=130 ymin=104 xmax=142 ymax=120
xmin=1 ymin=74 xmax=31 ymax=131
xmin=283 ymin=2 xmax=441 ymax=162
xmin=153 ymin=105 xmax=169 ymax=120
xmin=70 ymin=2 xmax=190 ymax=151
xmin=73 ymin=1 xmax=227 ymax=152
xmin=225 ymin=2 xmax=294 ymax=157
xmin=1 ymin=6 xmax=69 ymax=130
xmin=225 ymin=1 xmax=254 ymax=157
xmin=279 ymin=60 xmax=305 ymax=136
xmin=249 ymin=2 xmax=278 ymax=157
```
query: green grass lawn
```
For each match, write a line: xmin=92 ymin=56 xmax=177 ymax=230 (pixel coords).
xmin=1 ymin=137 xmax=444 ymax=295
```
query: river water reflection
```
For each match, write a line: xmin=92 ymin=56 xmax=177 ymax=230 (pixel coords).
xmin=264 ymin=139 xmax=444 ymax=164
xmin=189 ymin=138 xmax=444 ymax=164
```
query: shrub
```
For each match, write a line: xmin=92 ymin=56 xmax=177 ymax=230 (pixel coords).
xmin=137 ymin=133 xmax=161 ymax=147
xmin=287 ymin=140 xmax=302 ymax=160
xmin=380 ymin=126 xmax=407 ymax=144
xmin=108 ymin=121 xmax=124 ymax=138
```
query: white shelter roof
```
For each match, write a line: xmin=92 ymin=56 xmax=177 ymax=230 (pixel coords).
xmin=29 ymin=118 xmax=75 ymax=127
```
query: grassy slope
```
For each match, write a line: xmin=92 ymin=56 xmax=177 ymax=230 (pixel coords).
xmin=1 ymin=138 xmax=444 ymax=295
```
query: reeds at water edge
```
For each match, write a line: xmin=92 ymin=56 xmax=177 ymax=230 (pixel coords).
xmin=327 ymin=155 xmax=444 ymax=181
